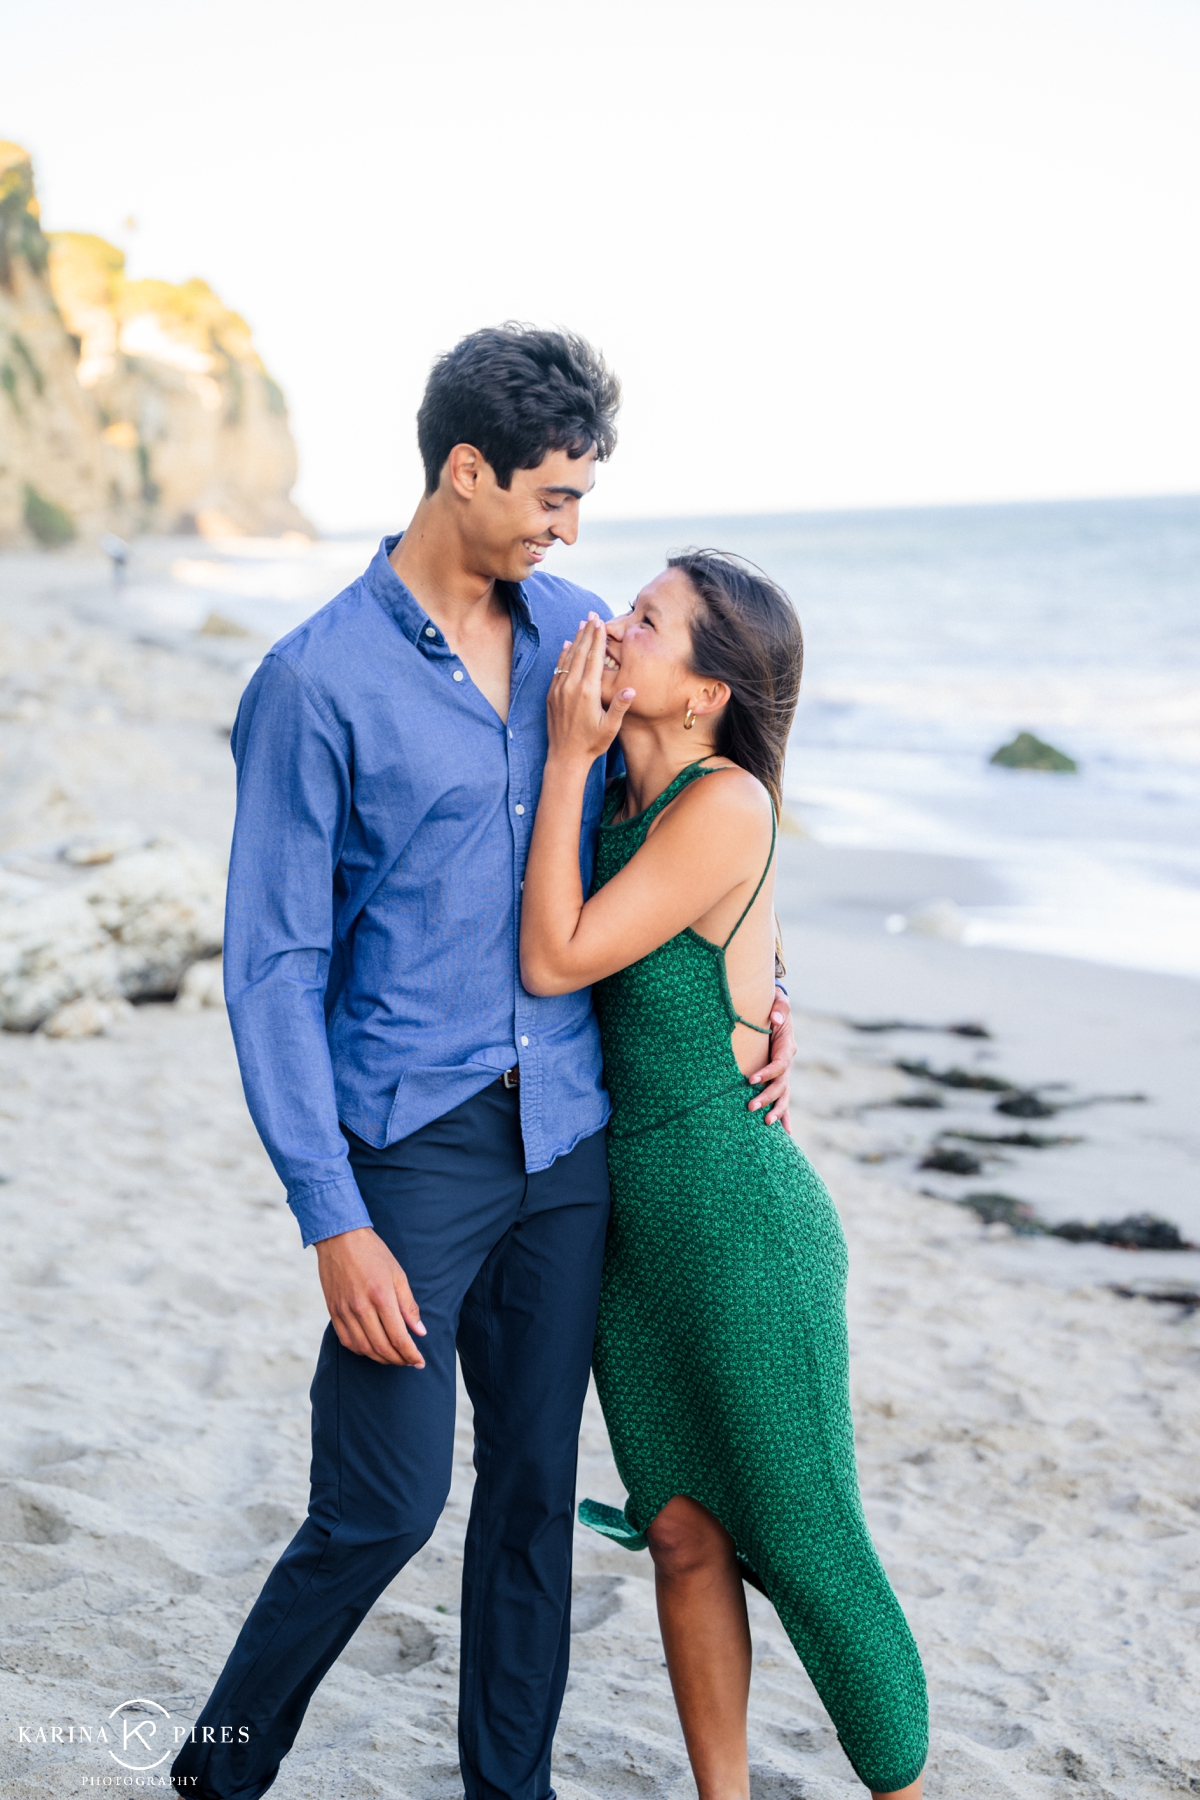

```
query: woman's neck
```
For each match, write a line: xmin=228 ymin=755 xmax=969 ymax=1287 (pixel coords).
xmin=618 ymin=718 xmax=721 ymax=818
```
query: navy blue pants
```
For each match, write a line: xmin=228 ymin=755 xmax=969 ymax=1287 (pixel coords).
xmin=172 ymin=1080 xmax=610 ymax=1800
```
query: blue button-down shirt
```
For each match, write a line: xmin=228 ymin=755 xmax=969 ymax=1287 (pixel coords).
xmin=223 ymin=534 xmax=612 ymax=1247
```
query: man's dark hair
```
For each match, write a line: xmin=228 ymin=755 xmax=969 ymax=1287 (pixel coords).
xmin=417 ymin=323 xmax=620 ymax=495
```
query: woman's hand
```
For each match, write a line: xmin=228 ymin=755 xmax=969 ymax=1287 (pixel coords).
xmin=548 ymin=614 xmax=635 ymax=766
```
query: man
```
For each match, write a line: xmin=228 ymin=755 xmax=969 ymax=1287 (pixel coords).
xmin=172 ymin=325 xmax=794 ymax=1800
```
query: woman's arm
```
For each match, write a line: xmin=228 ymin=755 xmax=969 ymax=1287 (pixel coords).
xmin=520 ymin=618 xmax=772 ymax=996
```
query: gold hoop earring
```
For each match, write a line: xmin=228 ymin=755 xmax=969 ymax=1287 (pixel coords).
xmin=684 ymin=707 xmax=696 ymax=730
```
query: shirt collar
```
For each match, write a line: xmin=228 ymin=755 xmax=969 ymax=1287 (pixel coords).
xmin=365 ymin=532 xmax=536 ymax=649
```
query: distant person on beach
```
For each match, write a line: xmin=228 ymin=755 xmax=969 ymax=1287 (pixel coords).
xmin=518 ymin=566 xmax=929 ymax=1797
xmin=170 ymin=324 xmax=796 ymax=1800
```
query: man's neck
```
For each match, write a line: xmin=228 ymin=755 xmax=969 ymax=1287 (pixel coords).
xmin=389 ymin=495 xmax=514 ymax=723
xmin=389 ymin=494 xmax=502 ymax=637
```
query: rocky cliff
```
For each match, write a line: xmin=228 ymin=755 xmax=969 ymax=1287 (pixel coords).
xmin=0 ymin=141 xmax=309 ymax=546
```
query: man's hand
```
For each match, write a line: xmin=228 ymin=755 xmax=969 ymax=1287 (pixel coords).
xmin=748 ymin=986 xmax=796 ymax=1133
xmin=314 ymin=1227 xmax=428 ymax=1366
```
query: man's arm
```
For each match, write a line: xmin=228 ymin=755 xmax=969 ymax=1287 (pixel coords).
xmin=224 ymin=655 xmax=425 ymax=1366
xmin=748 ymin=987 xmax=795 ymax=1132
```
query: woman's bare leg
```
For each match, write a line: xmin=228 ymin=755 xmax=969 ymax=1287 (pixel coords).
xmin=646 ymin=1495 xmax=925 ymax=1800
xmin=647 ymin=1496 xmax=753 ymax=1800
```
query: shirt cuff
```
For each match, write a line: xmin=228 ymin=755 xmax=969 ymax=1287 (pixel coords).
xmin=287 ymin=1171 xmax=374 ymax=1249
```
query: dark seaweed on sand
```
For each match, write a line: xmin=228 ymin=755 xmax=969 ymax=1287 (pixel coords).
xmin=920 ymin=1147 xmax=986 ymax=1175
xmin=957 ymin=1192 xmax=1044 ymax=1234
xmin=994 ymin=1092 xmax=1059 ymax=1118
xmin=850 ymin=1019 xmax=991 ymax=1038
xmin=955 ymin=1194 xmax=1194 ymax=1251
xmin=997 ymin=1090 xmax=1147 ymax=1119
xmin=943 ymin=1129 xmax=1082 ymax=1148
xmin=1110 ymin=1284 xmax=1200 ymax=1317
xmin=895 ymin=1059 xmax=1013 ymax=1092
xmin=892 ymin=1060 xmax=1147 ymax=1118
xmin=1051 ymin=1213 xmax=1193 ymax=1251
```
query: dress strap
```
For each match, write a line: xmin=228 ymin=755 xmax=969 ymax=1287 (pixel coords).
xmin=619 ymin=755 xmax=721 ymax=832
xmin=722 ymin=809 xmax=777 ymax=951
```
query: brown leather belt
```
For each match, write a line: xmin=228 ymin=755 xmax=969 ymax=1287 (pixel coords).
xmin=500 ymin=1066 xmax=520 ymax=1090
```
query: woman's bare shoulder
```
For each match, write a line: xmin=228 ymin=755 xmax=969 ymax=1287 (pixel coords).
xmin=649 ymin=762 xmax=774 ymax=843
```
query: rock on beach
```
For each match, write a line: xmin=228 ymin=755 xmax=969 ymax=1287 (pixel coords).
xmin=989 ymin=730 xmax=1078 ymax=772
xmin=0 ymin=835 xmax=225 ymax=1031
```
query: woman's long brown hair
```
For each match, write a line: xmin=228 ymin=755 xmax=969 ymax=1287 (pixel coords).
xmin=670 ymin=549 xmax=804 ymax=974
xmin=670 ymin=548 xmax=804 ymax=819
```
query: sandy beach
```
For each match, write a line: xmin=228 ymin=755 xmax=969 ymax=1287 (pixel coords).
xmin=2 ymin=552 xmax=1199 ymax=1799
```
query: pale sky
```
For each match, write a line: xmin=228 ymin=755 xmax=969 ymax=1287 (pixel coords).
xmin=3 ymin=0 xmax=1198 ymax=530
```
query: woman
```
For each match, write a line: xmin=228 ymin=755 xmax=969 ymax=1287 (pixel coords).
xmin=519 ymin=551 xmax=928 ymax=1800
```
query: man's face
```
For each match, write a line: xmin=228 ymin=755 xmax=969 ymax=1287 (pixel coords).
xmin=457 ymin=446 xmax=597 ymax=583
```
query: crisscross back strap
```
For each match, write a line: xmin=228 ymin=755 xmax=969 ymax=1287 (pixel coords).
xmin=722 ymin=808 xmax=777 ymax=950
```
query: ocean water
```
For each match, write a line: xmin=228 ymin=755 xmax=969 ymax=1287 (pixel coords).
xmin=139 ymin=495 xmax=1200 ymax=981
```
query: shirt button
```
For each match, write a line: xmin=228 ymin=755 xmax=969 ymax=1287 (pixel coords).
xmin=520 ymin=1035 xmax=529 ymax=1047
xmin=425 ymin=626 xmax=436 ymax=639
xmin=453 ymin=670 xmax=464 ymax=682
xmin=508 ymin=729 xmax=514 ymax=739
xmin=515 ymin=803 xmax=525 ymax=814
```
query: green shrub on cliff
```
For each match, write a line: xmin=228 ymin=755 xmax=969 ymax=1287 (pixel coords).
xmin=10 ymin=332 xmax=43 ymax=394
xmin=23 ymin=484 xmax=76 ymax=547
xmin=0 ymin=142 xmax=49 ymax=290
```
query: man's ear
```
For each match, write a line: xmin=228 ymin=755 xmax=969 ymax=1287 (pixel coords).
xmin=445 ymin=443 xmax=486 ymax=499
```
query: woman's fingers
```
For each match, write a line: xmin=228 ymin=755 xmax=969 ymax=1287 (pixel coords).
xmin=582 ymin=613 xmax=606 ymax=689
xmin=548 ymin=615 xmax=631 ymax=758
xmin=569 ymin=619 xmax=591 ymax=672
xmin=604 ymin=686 xmax=636 ymax=739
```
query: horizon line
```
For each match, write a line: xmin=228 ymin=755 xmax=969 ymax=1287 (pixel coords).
xmin=308 ymin=488 xmax=1200 ymax=541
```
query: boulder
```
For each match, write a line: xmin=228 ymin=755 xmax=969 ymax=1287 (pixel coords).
xmin=42 ymin=996 xmax=134 ymax=1039
xmin=175 ymin=956 xmax=225 ymax=1012
xmin=0 ymin=836 xmax=225 ymax=1030
xmin=884 ymin=897 xmax=968 ymax=941
xmin=989 ymin=731 xmax=1078 ymax=772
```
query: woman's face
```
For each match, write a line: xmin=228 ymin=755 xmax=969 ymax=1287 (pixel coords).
xmin=600 ymin=568 xmax=700 ymax=720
